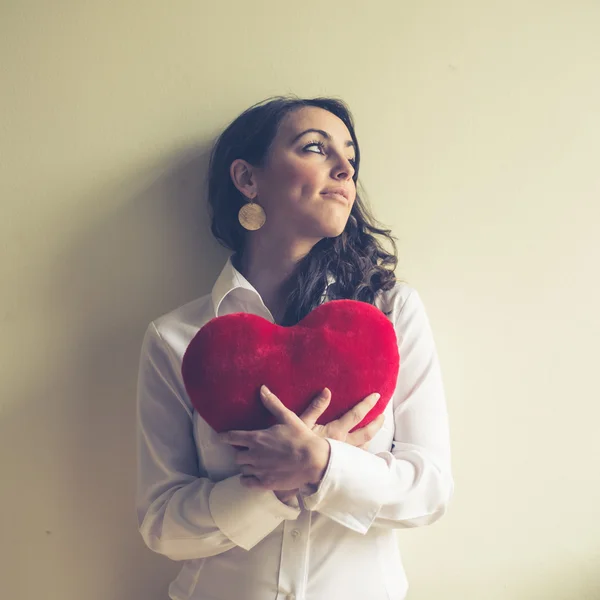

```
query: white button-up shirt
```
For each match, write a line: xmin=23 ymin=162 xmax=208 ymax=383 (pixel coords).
xmin=136 ymin=256 xmax=453 ymax=600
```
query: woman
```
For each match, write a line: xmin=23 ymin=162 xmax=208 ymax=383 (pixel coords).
xmin=136 ymin=96 xmax=453 ymax=600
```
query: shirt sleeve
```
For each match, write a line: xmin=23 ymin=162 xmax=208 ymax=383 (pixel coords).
xmin=136 ymin=322 xmax=300 ymax=561
xmin=301 ymin=289 xmax=454 ymax=534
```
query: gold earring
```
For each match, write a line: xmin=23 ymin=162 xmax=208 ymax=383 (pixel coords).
xmin=238 ymin=197 xmax=266 ymax=231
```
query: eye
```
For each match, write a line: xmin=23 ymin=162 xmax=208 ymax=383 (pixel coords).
xmin=304 ymin=140 xmax=357 ymax=168
xmin=304 ymin=140 xmax=326 ymax=154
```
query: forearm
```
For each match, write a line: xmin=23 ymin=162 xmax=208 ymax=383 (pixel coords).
xmin=301 ymin=439 xmax=453 ymax=534
xmin=138 ymin=473 xmax=300 ymax=560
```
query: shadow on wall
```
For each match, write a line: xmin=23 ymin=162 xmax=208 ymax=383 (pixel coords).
xmin=2 ymin=142 xmax=229 ymax=600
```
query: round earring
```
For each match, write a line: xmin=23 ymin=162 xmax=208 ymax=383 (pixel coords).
xmin=238 ymin=198 xmax=266 ymax=231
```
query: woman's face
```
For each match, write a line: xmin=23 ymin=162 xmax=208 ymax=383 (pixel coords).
xmin=242 ymin=106 xmax=358 ymax=241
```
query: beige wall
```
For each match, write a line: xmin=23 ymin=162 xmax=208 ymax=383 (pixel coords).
xmin=2 ymin=1 xmax=599 ymax=599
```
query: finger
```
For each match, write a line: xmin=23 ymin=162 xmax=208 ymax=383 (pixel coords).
xmin=299 ymin=388 xmax=331 ymax=428
xmin=260 ymin=385 xmax=301 ymax=426
xmin=219 ymin=430 xmax=256 ymax=448
xmin=346 ymin=413 xmax=385 ymax=448
xmin=336 ymin=392 xmax=381 ymax=432
xmin=234 ymin=449 xmax=256 ymax=466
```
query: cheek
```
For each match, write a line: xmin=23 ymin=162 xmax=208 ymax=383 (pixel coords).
xmin=271 ymin=158 xmax=322 ymax=192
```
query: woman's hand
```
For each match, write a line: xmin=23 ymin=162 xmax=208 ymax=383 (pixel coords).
xmin=219 ymin=386 xmax=385 ymax=501
xmin=219 ymin=385 xmax=330 ymax=494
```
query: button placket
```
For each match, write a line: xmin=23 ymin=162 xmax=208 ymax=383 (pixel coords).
xmin=276 ymin=511 xmax=310 ymax=600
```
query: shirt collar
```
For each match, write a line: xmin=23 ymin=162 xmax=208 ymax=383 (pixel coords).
xmin=211 ymin=254 xmax=336 ymax=318
xmin=211 ymin=255 xmax=258 ymax=317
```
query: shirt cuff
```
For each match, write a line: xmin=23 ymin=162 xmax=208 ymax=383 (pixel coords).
xmin=300 ymin=438 xmax=392 ymax=534
xmin=209 ymin=475 xmax=301 ymax=551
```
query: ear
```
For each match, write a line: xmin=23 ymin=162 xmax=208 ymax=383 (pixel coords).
xmin=230 ymin=159 xmax=258 ymax=200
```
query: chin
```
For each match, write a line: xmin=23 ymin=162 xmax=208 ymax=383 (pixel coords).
xmin=300 ymin=212 xmax=351 ymax=240
xmin=329 ymin=224 xmax=348 ymax=238
xmin=316 ymin=223 xmax=348 ymax=240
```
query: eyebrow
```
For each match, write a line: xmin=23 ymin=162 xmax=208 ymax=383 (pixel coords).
xmin=291 ymin=128 xmax=355 ymax=149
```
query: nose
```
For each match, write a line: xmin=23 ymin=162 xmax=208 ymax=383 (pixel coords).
xmin=332 ymin=155 xmax=355 ymax=181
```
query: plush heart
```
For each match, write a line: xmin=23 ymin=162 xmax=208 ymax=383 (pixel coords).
xmin=182 ymin=299 xmax=400 ymax=434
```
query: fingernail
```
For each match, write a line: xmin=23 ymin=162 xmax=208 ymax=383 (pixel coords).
xmin=373 ymin=393 xmax=381 ymax=403
xmin=261 ymin=385 xmax=270 ymax=396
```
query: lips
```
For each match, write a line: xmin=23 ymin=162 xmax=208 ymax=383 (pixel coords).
xmin=321 ymin=188 xmax=350 ymax=203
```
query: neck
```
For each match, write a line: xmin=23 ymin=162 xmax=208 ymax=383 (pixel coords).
xmin=234 ymin=233 xmax=319 ymax=323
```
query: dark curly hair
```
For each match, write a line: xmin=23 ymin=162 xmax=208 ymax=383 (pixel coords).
xmin=207 ymin=95 xmax=398 ymax=326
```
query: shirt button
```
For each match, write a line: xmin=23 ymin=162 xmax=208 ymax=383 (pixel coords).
xmin=291 ymin=529 xmax=300 ymax=538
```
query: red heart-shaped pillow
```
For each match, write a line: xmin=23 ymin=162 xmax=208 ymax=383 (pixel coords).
xmin=182 ymin=299 xmax=400 ymax=433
